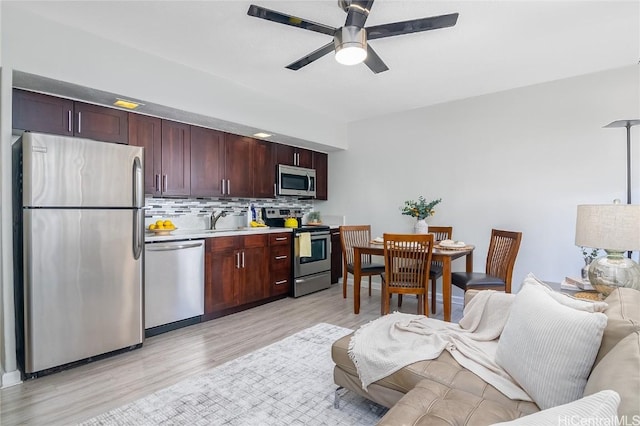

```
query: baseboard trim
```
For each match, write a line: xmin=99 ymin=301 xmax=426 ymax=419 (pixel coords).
xmin=343 ymin=278 xmax=464 ymax=306
xmin=1 ymin=369 xmax=22 ymax=388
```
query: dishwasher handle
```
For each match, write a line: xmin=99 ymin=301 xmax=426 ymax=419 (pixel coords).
xmin=146 ymin=242 xmax=203 ymax=251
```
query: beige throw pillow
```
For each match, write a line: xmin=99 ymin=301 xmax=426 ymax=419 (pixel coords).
xmin=495 ymin=282 xmax=608 ymax=410
xmin=491 ymin=390 xmax=620 ymax=426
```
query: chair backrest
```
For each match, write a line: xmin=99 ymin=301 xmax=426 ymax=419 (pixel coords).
xmin=429 ymin=226 xmax=452 ymax=243
xmin=383 ymin=233 xmax=434 ymax=290
xmin=485 ymin=229 xmax=523 ymax=292
xmin=339 ymin=225 xmax=373 ymax=266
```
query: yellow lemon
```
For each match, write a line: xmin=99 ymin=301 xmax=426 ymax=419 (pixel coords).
xmin=155 ymin=220 xmax=164 ymax=227
xmin=156 ymin=224 xmax=164 ymax=229
xmin=149 ymin=224 xmax=156 ymax=230
xmin=163 ymin=220 xmax=172 ymax=227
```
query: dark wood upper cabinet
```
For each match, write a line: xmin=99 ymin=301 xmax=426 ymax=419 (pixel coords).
xmin=14 ymin=89 xmax=329 ymax=200
xmin=13 ymin=89 xmax=73 ymax=136
xmin=189 ymin=128 xmax=275 ymax=199
xmin=190 ymin=126 xmax=225 ymax=197
xmin=13 ymin=89 xmax=128 ymax=144
xmin=160 ymin=120 xmax=191 ymax=197
xmin=224 ymin=134 xmax=254 ymax=198
xmin=275 ymin=144 xmax=313 ymax=168
xmin=313 ymin=151 xmax=328 ymax=200
xmin=252 ymin=138 xmax=276 ymax=198
xmin=128 ymin=114 xmax=162 ymax=195
xmin=74 ymin=102 xmax=128 ymax=144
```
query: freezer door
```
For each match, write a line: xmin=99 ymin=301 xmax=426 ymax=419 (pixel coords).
xmin=23 ymin=209 xmax=143 ymax=373
xmin=22 ymin=132 xmax=144 ymax=208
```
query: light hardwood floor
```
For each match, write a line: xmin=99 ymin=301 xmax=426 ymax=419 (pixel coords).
xmin=0 ymin=284 xmax=463 ymax=425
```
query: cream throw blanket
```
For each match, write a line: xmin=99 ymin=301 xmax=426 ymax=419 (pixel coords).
xmin=348 ymin=290 xmax=532 ymax=401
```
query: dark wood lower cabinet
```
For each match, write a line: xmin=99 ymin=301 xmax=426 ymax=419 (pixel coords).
xmin=204 ymin=233 xmax=289 ymax=320
xmin=331 ymin=229 xmax=343 ymax=284
xmin=270 ymin=233 xmax=292 ymax=296
xmin=240 ymin=237 xmax=270 ymax=304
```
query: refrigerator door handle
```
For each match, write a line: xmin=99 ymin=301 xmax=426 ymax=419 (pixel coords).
xmin=133 ymin=209 xmax=143 ymax=260
xmin=132 ymin=156 xmax=144 ymax=260
xmin=133 ymin=157 xmax=143 ymax=207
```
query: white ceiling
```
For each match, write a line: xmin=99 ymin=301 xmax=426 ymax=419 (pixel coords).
xmin=11 ymin=0 xmax=640 ymax=123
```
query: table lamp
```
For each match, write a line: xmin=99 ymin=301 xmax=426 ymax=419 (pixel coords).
xmin=575 ymin=203 xmax=640 ymax=297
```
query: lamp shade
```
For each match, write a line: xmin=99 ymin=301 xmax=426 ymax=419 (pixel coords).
xmin=575 ymin=204 xmax=640 ymax=251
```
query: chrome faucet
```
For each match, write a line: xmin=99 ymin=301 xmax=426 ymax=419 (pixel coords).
xmin=210 ymin=210 xmax=227 ymax=230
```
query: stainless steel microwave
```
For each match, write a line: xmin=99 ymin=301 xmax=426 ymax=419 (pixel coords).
xmin=277 ymin=164 xmax=316 ymax=197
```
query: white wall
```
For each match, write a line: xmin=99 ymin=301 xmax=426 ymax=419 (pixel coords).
xmin=320 ymin=65 xmax=640 ymax=298
xmin=0 ymin=3 xmax=347 ymax=150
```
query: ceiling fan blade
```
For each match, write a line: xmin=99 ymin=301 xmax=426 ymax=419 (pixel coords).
xmin=285 ymin=42 xmax=335 ymax=71
xmin=247 ymin=4 xmax=337 ymax=36
xmin=363 ymin=45 xmax=389 ymax=74
xmin=366 ymin=13 xmax=459 ymax=40
xmin=345 ymin=0 xmax=375 ymax=28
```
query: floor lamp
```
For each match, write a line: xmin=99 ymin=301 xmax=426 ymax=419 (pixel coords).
xmin=604 ymin=119 xmax=640 ymax=259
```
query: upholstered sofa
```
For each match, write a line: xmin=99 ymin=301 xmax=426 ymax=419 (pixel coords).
xmin=332 ymin=281 xmax=640 ymax=425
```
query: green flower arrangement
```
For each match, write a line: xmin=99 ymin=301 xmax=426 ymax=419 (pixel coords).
xmin=401 ymin=196 xmax=442 ymax=220
xmin=580 ymin=246 xmax=599 ymax=264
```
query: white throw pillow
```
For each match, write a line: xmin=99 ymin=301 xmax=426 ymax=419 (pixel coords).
xmin=491 ymin=390 xmax=620 ymax=426
xmin=495 ymin=282 xmax=608 ymax=410
xmin=522 ymin=273 xmax=607 ymax=312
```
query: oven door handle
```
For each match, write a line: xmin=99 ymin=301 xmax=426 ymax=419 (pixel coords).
xmin=294 ymin=231 xmax=330 ymax=238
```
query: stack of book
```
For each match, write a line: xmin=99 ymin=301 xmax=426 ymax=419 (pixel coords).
xmin=561 ymin=276 xmax=595 ymax=291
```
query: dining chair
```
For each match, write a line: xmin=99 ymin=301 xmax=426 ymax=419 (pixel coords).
xmin=339 ymin=225 xmax=385 ymax=299
xmin=428 ymin=226 xmax=453 ymax=314
xmin=451 ymin=229 xmax=522 ymax=294
xmin=381 ymin=233 xmax=434 ymax=316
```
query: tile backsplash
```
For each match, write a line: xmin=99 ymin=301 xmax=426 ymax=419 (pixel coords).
xmin=144 ymin=196 xmax=315 ymax=230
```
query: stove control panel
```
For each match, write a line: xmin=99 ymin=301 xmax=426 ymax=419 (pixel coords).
xmin=263 ymin=208 xmax=303 ymax=219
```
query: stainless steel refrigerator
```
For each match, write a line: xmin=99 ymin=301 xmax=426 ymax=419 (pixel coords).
xmin=15 ymin=132 xmax=144 ymax=375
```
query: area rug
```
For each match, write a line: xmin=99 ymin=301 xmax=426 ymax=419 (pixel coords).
xmin=80 ymin=323 xmax=387 ymax=425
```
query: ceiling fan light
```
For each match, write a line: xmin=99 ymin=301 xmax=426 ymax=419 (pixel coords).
xmin=335 ymin=46 xmax=367 ymax=65
xmin=334 ymin=26 xmax=367 ymax=66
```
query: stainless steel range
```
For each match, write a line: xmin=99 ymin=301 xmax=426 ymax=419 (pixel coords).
xmin=263 ymin=208 xmax=332 ymax=297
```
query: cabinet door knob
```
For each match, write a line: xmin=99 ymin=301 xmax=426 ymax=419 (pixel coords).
xmin=77 ymin=111 xmax=82 ymax=133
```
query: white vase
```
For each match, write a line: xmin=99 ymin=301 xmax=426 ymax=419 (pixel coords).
xmin=414 ymin=219 xmax=429 ymax=234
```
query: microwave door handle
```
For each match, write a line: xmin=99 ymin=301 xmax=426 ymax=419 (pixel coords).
xmin=307 ymin=174 xmax=311 ymax=192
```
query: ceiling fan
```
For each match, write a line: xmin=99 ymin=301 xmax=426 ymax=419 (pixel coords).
xmin=247 ymin=0 xmax=459 ymax=74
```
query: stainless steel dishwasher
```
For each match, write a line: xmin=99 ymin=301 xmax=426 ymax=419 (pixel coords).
xmin=144 ymin=239 xmax=205 ymax=335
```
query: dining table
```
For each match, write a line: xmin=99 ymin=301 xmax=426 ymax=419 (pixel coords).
xmin=352 ymin=242 xmax=475 ymax=322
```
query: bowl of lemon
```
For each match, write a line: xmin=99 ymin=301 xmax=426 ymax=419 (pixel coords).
xmin=147 ymin=219 xmax=177 ymax=235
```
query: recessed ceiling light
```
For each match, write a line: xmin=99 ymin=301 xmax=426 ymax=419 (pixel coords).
xmin=253 ymin=132 xmax=272 ymax=138
xmin=113 ymin=98 xmax=143 ymax=110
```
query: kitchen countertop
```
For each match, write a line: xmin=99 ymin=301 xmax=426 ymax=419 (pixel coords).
xmin=145 ymin=227 xmax=293 ymax=243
